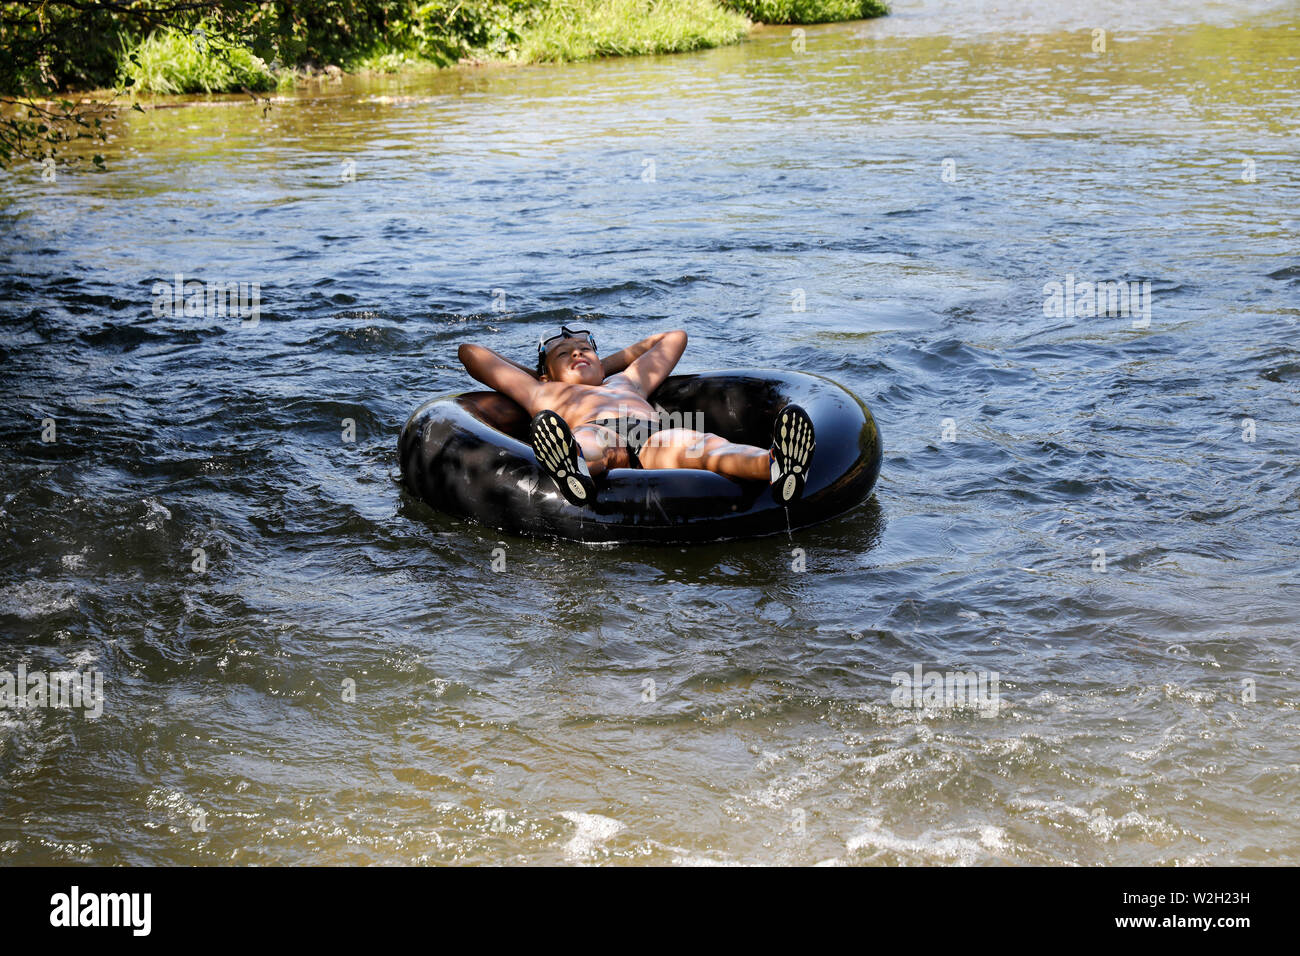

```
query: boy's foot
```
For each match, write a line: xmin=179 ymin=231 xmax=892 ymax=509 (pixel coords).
xmin=530 ymin=410 xmax=597 ymax=506
xmin=769 ymin=403 xmax=816 ymax=504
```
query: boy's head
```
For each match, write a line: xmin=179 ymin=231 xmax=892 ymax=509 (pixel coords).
xmin=537 ymin=326 xmax=602 ymax=384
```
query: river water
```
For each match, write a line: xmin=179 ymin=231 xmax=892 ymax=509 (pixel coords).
xmin=1 ymin=0 xmax=1297 ymax=865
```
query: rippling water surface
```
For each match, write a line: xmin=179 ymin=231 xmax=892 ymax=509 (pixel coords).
xmin=2 ymin=0 xmax=1298 ymax=865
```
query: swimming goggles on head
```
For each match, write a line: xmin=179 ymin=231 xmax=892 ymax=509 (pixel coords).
xmin=537 ymin=325 xmax=597 ymax=372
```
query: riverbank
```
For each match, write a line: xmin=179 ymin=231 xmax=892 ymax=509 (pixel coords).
xmin=1 ymin=0 xmax=885 ymax=164
xmin=103 ymin=1 xmax=889 ymax=96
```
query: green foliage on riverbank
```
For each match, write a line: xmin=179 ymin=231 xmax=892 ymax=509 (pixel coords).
xmin=314 ymin=1 xmax=541 ymax=69
xmin=721 ymin=1 xmax=889 ymax=23
xmin=7 ymin=0 xmax=892 ymax=98
xmin=100 ymin=0 xmax=813 ymax=91
xmin=1 ymin=0 xmax=888 ymax=167
xmin=728 ymin=0 xmax=889 ymax=23
xmin=117 ymin=26 xmax=283 ymax=95
xmin=517 ymin=0 xmax=750 ymax=62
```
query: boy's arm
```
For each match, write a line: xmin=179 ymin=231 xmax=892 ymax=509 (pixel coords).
xmin=600 ymin=330 xmax=681 ymax=376
xmin=607 ymin=330 xmax=687 ymax=396
xmin=458 ymin=343 xmax=542 ymax=410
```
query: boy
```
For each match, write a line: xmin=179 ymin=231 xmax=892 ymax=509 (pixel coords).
xmin=457 ymin=326 xmax=814 ymax=507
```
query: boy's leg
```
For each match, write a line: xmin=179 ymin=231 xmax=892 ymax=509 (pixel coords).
xmin=637 ymin=404 xmax=815 ymax=502
xmin=572 ymin=424 xmax=616 ymax=478
xmin=637 ymin=429 xmax=770 ymax=480
xmin=533 ymin=406 xmax=816 ymax=505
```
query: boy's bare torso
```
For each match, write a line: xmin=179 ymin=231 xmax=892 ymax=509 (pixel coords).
xmin=528 ymin=375 xmax=657 ymax=428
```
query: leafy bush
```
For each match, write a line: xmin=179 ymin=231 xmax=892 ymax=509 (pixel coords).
xmin=720 ymin=0 xmax=888 ymax=24
xmin=516 ymin=0 xmax=750 ymax=63
xmin=405 ymin=1 xmax=543 ymax=63
xmin=0 ymin=2 xmax=124 ymax=95
xmin=119 ymin=26 xmax=277 ymax=94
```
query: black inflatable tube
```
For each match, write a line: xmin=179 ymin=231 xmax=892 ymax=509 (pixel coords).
xmin=398 ymin=369 xmax=882 ymax=544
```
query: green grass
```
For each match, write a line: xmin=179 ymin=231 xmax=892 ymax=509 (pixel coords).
xmin=112 ymin=0 xmax=889 ymax=94
xmin=721 ymin=0 xmax=889 ymax=23
xmin=119 ymin=27 xmax=280 ymax=95
xmin=514 ymin=0 xmax=751 ymax=63
xmin=350 ymin=49 xmax=442 ymax=73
